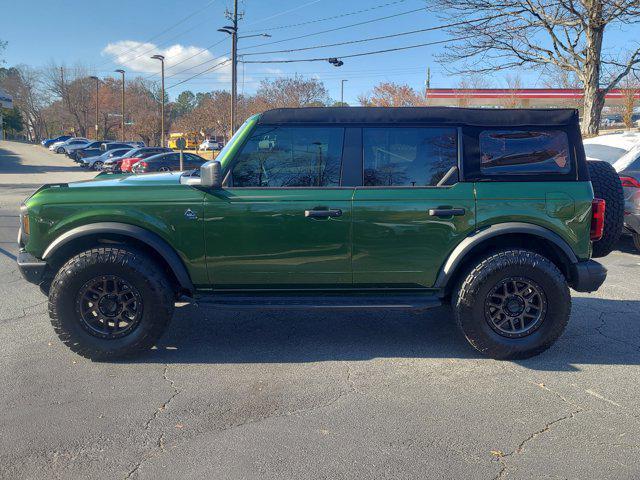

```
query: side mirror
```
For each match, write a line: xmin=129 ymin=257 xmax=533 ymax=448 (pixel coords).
xmin=200 ymin=160 xmax=223 ymax=188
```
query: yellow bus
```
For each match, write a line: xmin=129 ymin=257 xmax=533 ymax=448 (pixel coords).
xmin=168 ymin=132 xmax=199 ymax=149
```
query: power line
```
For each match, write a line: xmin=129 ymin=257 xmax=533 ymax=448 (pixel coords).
xmin=165 ymin=51 xmax=230 ymax=80
xmin=242 ymin=0 xmax=408 ymax=33
xmin=241 ymin=0 xmax=323 ymax=28
xmin=166 ymin=59 xmax=230 ymax=89
xmin=100 ymin=0 xmax=217 ymax=67
xmin=240 ymin=7 xmax=428 ymax=52
xmin=240 ymin=36 xmax=469 ymax=64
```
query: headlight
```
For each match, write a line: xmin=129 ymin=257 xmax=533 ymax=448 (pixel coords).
xmin=22 ymin=213 xmax=30 ymax=235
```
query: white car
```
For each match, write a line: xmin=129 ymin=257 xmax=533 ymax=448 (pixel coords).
xmin=584 ymin=131 xmax=640 ymax=251
xmin=198 ymin=139 xmax=223 ymax=151
xmin=49 ymin=137 xmax=88 ymax=154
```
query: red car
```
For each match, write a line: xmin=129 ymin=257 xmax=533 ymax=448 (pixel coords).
xmin=105 ymin=147 xmax=172 ymax=173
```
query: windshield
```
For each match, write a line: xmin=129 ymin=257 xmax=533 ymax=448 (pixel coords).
xmin=583 ymin=144 xmax=628 ymax=164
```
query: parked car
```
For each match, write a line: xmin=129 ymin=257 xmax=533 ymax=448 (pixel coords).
xmin=584 ymin=132 xmax=640 ymax=251
xmin=198 ymin=139 xmax=223 ymax=151
xmin=118 ymin=147 xmax=174 ymax=173
xmin=41 ymin=135 xmax=71 ymax=148
xmin=131 ymin=152 xmax=207 ymax=173
xmin=103 ymin=147 xmax=172 ymax=173
xmin=67 ymin=140 xmax=111 ymax=159
xmin=600 ymin=114 xmax=623 ymax=128
xmin=80 ymin=148 xmax=133 ymax=171
xmin=49 ymin=137 xmax=88 ymax=153
xmin=74 ymin=142 xmax=137 ymax=162
xmin=17 ymin=107 xmax=623 ymax=361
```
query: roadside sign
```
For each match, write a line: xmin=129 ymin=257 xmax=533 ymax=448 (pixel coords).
xmin=176 ymin=137 xmax=187 ymax=170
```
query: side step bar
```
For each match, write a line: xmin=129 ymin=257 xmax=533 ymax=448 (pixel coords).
xmin=193 ymin=293 xmax=442 ymax=311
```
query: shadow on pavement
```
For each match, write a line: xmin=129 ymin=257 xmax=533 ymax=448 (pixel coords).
xmin=613 ymin=235 xmax=638 ymax=255
xmin=0 ymin=147 xmax=78 ymax=174
xmin=125 ymin=297 xmax=639 ymax=370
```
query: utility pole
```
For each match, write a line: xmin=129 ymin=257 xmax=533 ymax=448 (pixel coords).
xmin=230 ymin=0 xmax=238 ymax=135
xmin=341 ymin=79 xmax=348 ymax=105
xmin=425 ymin=67 xmax=431 ymax=99
xmin=89 ymin=76 xmax=100 ymax=140
xmin=151 ymin=55 xmax=165 ymax=147
xmin=115 ymin=70 xmax=126 ymax=141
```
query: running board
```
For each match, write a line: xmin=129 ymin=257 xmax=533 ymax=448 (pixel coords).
xmin=193 ymin=293 xmax=442 ymax=311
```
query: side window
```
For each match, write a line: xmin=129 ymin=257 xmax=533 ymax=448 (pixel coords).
xmin=363 ymin=127 xmax=458 ymax=187
xmin=231 ymin=126 xmax=344 ymax=187
xmin=479 ymin=130 xmax=571 ymax=175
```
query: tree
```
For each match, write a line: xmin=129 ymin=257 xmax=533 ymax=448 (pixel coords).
xmin=617 ymin=76 xmax=639 ymax=128
xmin=256 ymin=75 xmax=329 ymax=108
xmin=358 ymin=82 xmax=425 ymax=106
xmin=44 ymin=63 xmax=94 ymax=137
xmin=1 ymin=107 xmax=23 ymax=135
xmin=172 ymin=90 xmax=196 ymax=118
xmin=431 ymin=0 xmax=640 ymax=134
xmin=0 ymin=39 xmax=6 ymax=65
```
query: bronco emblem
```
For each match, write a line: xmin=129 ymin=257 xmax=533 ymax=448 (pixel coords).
xmin=184 ymin=209 xmax=198 ymax=220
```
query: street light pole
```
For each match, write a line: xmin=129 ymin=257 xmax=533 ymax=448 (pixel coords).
xmin=341 ymin=79 xmax=348 ymax=105
xmin=115 ymin=70 xmax=126 ymax=141
xmin=231 ymin=0 xmax=238 ymax=135
xmin=89 ymin=76 xmax=99 ymax=140
xmin=151 ymin=55 xmax=165 ymax=147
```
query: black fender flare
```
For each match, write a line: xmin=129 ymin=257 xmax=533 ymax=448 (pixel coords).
xmin=42 ymin=222 xmax=194 ymax=293
xmin=434 ymin=222 xmax=579 ymax=289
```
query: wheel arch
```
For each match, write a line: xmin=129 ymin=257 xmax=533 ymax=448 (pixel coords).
xmin=42 ymin=222 xmax=195 ymax=295
xmin=435 ymin=223 xmax=579 ymax=296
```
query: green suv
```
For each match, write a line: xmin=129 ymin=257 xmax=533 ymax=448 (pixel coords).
xmin=17 ymin=107 xmax=617 ymax=360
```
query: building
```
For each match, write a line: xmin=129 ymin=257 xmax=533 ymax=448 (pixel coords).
xmin=425 ymin=88 xmax=640 ymax=109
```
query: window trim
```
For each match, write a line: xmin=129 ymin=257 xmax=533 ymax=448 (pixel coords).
xmin=357 ymin=125 xmax=461 ymax=189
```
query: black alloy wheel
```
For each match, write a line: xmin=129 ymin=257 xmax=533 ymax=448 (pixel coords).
xmin=484 ymin=276 xmax=547 ymax=338
xmin=76 ymin=275 xmax=143 ymax=339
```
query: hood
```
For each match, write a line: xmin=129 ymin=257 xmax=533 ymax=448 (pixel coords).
xmin=68 ymin=172 xmax=183 ymax=188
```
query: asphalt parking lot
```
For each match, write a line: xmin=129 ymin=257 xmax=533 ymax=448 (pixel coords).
xmin=1 ymin=140 xmax=639 ymax=480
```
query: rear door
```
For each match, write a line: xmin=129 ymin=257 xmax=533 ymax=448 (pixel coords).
xmin=352 ymin=126 xmax=475 ymax=288
xmin=204 ymin=124 xmax=354 ymax=289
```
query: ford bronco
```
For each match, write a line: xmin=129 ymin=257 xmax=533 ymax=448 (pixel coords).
xmin=17 ymin=107 xmax=622 ymax=360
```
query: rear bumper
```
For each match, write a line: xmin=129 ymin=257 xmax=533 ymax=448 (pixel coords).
xmin=17 ymin=251 xmax=47 ymax=285
xmin=570 ymin=260 xmax=607 ymax=292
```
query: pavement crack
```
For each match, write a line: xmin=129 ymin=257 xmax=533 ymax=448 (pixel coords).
xmin=125 ymin=364 xmax=180 ymax=479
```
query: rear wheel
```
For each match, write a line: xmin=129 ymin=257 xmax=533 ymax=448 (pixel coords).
xmin=48 ymin=247 xmax=175 ymax=360
xmin=159 ymin=166 xmax=171 ymax=172
xmin=452 ymin=249 xmax=570 ymax=359
xmin=587 ymin=160 xmax=624 ymax=258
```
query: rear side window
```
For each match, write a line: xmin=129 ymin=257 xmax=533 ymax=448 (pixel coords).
xmin=231 ymin=126 xmax=344 ymax=187
xmin=480 ymin=130 xmax=570 ymax=175
xmin=363 ymin=127 xmax=457 ymax=187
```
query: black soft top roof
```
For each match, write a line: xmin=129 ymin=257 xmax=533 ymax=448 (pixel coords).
xmin=258 ymin=106 xmax=579 ymax=127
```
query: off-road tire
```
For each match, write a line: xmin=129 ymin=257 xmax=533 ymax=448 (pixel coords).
xmin=452 ymin=249 xmax=571 ymax=360
xmin=587 ymin=160 xmax=624 ymax=258
xmin=48 ymin=247 xmax=175 ymax=360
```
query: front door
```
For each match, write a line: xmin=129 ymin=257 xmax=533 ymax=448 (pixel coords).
xmin=352 ymin=126 xmax=476 ymax=288
xmin=204 ymin=124 xmax=353 ymax=289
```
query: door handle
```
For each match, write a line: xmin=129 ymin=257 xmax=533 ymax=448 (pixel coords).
xmin=428 ymin=208 xmax=466 ymax=217
xmin=305 ymin=208 xmax=343 ymax=219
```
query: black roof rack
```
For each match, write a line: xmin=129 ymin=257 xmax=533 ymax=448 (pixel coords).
xmin=258 ymin=106 xmax=579 ymax=128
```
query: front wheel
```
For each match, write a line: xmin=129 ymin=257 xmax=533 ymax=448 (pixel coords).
xmin=48 ymin=247 xmax=175 ymax=360
xmin=56 ymin=147 xmax=65 ymax=154
xmin=92 ymin=160 xmax=103 ymax=171
xmin=452 ymin=249 xmax=570 ymax=360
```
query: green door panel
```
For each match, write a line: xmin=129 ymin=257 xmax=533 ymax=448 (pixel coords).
xmin=352 ymin=183 xmax=476 ymax=287
xmin=203 ymin=188 xmax=354 ymax=288
xmin=475 ymin=182 xmax=593 ymax=260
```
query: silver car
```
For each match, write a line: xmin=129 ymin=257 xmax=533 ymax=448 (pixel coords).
xmin=80 ymin=148 xmax=133 ymax=171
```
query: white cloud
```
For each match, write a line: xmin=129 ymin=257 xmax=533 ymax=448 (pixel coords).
xmin=102 ymin=40 xmax=229 ymax=79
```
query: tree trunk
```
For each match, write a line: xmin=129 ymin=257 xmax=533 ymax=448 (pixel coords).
xmin=581 ymin=1 xmax=605 ymax=136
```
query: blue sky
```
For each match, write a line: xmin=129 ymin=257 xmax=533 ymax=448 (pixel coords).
xmin=1 ymin=0 xmax=637 ymax=104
